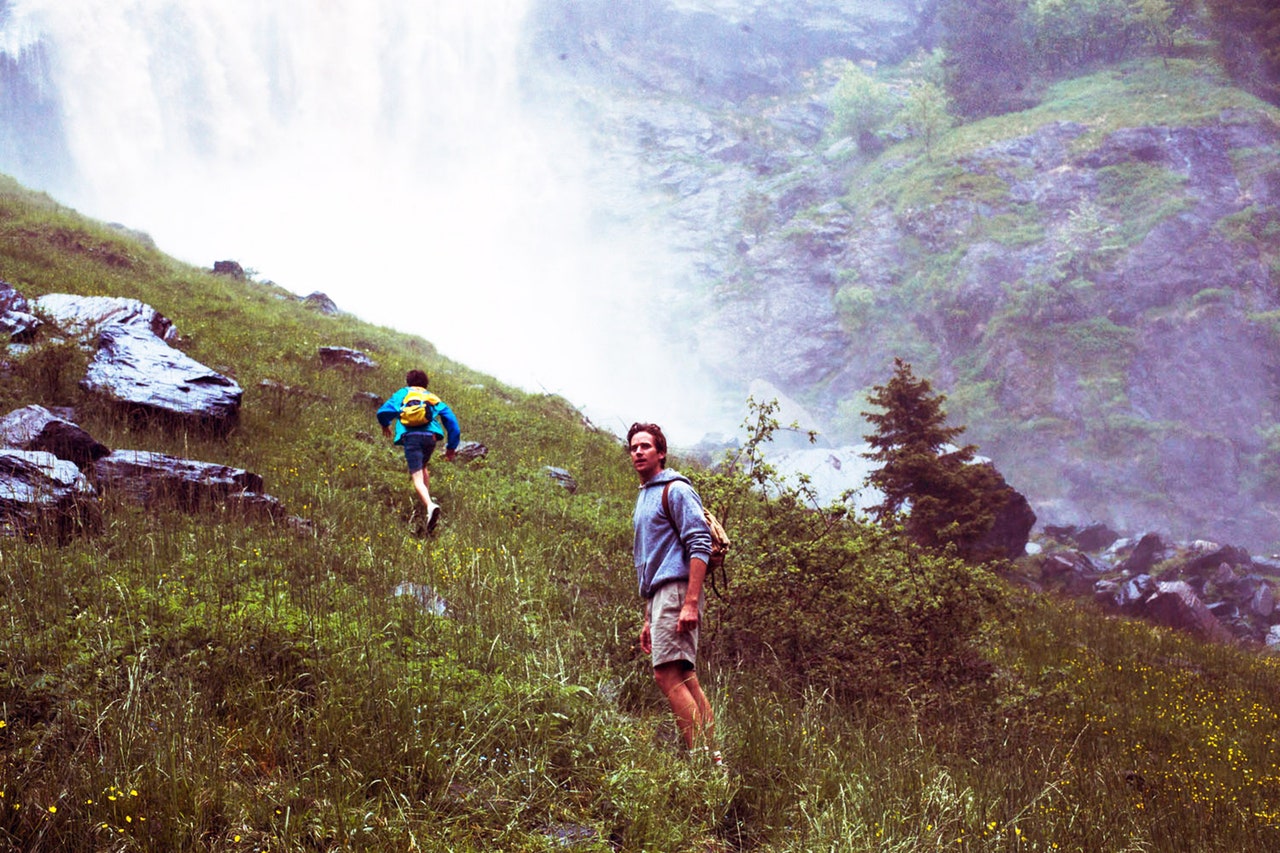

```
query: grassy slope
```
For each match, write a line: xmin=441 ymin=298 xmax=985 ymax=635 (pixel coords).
xmin=1 ymin=176 xmax=1279 ymax=851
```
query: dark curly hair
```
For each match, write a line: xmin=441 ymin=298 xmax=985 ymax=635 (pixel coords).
xmin=406 ymin=369 xmax=429 ymax=388
xmin=626 ymin=422 xmax=667 ymax=468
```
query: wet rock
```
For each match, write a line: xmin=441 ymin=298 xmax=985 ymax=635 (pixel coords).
xmin=0 ymin=448 xmax=100 ymax=538
xmin=1143 ymin=580 xmax=1234 ymax=644
xmin=82 ymin=325 xmax=242 ymax=427
xmin=454 ymin=441 xmax=489 ymax=463
xmin=93 ymin=450 xmax=264 ymax=512
xmin=0 ymin=280 xmax=41 ymax=342
xmin=317 ymin=346 xmax=378 ymax=371
xmin=35 ymin=293 xmax=177 ymax=343
xmin=544 ymin=466 xmax=578 ymax=493
xmin=0 ymin=404 xmax=110 ymax=468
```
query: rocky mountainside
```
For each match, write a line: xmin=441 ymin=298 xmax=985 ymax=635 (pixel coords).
xmin=523 ymin=0 xmax=1280 ymax=550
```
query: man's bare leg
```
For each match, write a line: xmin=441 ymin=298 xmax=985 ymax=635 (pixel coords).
xmin=654 ymin=662 xmax=714 ymax=750
xmin=410 ymin=467 xmax=433 ymax=510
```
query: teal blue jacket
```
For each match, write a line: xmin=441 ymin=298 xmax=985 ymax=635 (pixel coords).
xmin=376 ymin=386 xmax=461 ymax=448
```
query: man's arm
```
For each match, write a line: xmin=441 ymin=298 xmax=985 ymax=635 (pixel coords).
xmin=435 ymin=401 xmax=461 ymax=450
xmin=677 ymin=556 xmax=707 ymax=634
xmin=376 ymin=390 xmax=403 ymax=430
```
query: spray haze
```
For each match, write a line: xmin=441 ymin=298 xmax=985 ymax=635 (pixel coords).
xmin=0 ymin=0 xmax=722 ymax=443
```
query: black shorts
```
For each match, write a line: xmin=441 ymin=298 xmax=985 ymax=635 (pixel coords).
xmin=402 ymin=431 xmax=438 ymax=474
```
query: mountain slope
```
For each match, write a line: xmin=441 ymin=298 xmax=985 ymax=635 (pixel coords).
xmin=3 ymin=166 xmax=1280 ymax=851
xmin=526 ymin=2 xmax=1280 ymax=549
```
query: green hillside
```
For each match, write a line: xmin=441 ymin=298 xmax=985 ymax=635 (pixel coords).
xmin=2 ymin=178 xmax=1279 ymax=851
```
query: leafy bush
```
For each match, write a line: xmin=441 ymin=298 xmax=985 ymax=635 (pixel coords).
xmin=827 ymin=61 xmax=899 ymax=149
xmin=698 ymin=400 xmax=1001 ymax=706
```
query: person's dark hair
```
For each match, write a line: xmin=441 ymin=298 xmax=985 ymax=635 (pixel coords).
xmin=406 ymin=369 xmax=429 ymax=388
xmin=627 ymin=422 xmax=667 ymax=468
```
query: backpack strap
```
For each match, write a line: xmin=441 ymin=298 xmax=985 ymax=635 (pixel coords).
xmin=661 ymin=480 xmax=725 ymax=599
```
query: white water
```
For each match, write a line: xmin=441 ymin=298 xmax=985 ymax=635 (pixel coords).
xmin=0 ymin=0 xmax=721 ymax=443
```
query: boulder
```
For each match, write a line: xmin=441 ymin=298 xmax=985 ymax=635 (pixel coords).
xmin=318 ymin=346 xmax=378 ymax=371
xmin=303 ymin=292 xmax=341 ymax=315
xmin=1043 ymin=521 xmax=1120 ymax=552
xmin=35 ymin=293 xmax=177 ymax=343
xmin=971 ymin=466 xmax=1037 ymax=560
xmin=0 ymin=280 xmax=41 ymax=342
xmin=1142 ymin=580 xmax=1234 ymax=644
xmin=0 ymin=404 xmax=110 ymax=468
xmin=543 ymin=466 xmax=578 ymax=494
xmin=1040 ymin=550 xmax=1100 ymax=594
xmin=93 ymin=450 xmax=264 ymax=512
xmin=212 ymin=260 xmax=246 ymax=279
xmin=82 ymin=325 xmax=242 ymax=427
xmin=1108 ymin=573 xmax=1157 ymax=610
xmin=1117 ymin=532 xmax=1167 ymax=574
xmin=0 ymin=448 xmax=100 ymax=538
xmin=1185 ymin=543 xmax=1252 ymax=574
xmin=454 ymin=441 xmax=489 ymax=463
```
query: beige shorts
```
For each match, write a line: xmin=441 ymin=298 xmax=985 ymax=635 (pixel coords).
xmin=646 ymin=580 xmax=701 ymax=669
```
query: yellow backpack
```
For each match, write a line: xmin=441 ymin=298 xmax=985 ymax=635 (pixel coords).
xmin=399 ymin=386 xmax=440 ymax=428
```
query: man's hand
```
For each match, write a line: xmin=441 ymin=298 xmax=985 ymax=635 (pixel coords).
xmin=445 ymin=448 xmax=457 ymax=462
xmin=677 ymin=599 xmax=699 ymax=634
xmin=382 ymin=424 xmax=393 ymax=440
xmin=639 ymin=621 xmax=652 ymax=654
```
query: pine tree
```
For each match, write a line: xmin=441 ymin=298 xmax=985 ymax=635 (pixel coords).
xmin=863 ymin=358 xmax=1009 ymax=559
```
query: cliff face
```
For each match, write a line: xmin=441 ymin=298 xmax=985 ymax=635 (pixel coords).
xmin=524 ymin=0 xmax=1280 ymax=549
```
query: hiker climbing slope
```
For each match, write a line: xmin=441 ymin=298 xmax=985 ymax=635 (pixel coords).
xmin=377 ymin=369 xmax=460 ymax=534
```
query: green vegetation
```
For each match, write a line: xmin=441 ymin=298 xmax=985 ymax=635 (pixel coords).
xmin=827 ymin=62 xmax=898 ymax=148
xmin=862 ymin=360 xmax=1012 ymax=560
xmin=3 ymin=180 xmax=1280 ymax=851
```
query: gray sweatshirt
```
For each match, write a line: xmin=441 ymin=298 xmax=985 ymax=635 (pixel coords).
xmin=633 ymin=468 xmax=713 ymax=599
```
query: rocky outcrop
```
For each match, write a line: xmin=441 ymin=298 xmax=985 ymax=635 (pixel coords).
xmin=528 ymin=0 xmax=921 ymax=104
xmin=525 ymin=1 xmax=1280 ymax=550
xmin=0 ymin=404 xmax=109 ymax=468
xmin=1 ymin=284 xmax=310 ymax=537
xmin=318 ymin=346 xmax=378 ymax=371
xmin=29 ymin=291 xmax=243 ymax=429
xmin=36 ymin=293 xmax=178 ymax=343
xmin=0 ymin=448 xmax=100 ymax=538
xmin=1034 ymin=526 xmax=1280 ymax=645
xmin=93 ymin=450 xmax=270 ymax=515
xmin=83 ymin=324 xmax=242 ymax=428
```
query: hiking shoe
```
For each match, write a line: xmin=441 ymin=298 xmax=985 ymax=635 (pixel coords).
xmin=687 ymin=746 xmax=726 ymax=769
xmin=426 ymin=503 xmax=442 ymax=535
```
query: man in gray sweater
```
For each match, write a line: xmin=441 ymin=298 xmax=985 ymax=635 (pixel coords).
xmin=627 ymin=422 xmax=721 ymax=765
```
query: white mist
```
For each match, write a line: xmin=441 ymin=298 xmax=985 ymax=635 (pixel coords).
xmin=0 ymin=0 xmax=723 ymax=444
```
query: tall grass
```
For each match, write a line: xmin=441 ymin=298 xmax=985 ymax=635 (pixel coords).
xmin=1 ymin=178 xmax=1279 ymax=852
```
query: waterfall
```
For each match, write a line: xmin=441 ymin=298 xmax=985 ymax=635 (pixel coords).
xmin=0 ymin=0 xmax=720 ymax=441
